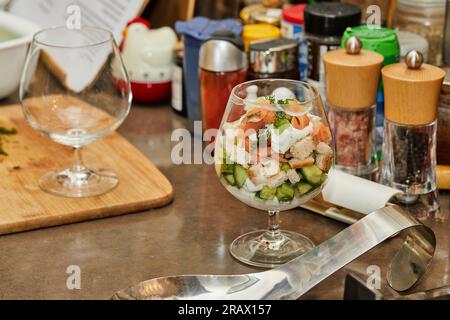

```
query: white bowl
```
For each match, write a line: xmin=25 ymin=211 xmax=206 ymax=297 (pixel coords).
xmin=0 ymin=11 xmax=39 ymax=99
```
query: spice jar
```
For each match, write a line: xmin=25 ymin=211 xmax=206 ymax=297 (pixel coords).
xmin=250 ymin=8 xmax=282 ymax=27
xmin=381 ymin=50 xmax=445 ymax=216
xmin=397 ymin=31 xmax=429 ymax=63
xmin=304 ymin=3 xmax=361 ymax=100
xmin=242 ymin=23 xmax=281 ymax=52
xmin=240 ymin=4 xmax=266 ymax=25
xmin=395 ymin=0 xmax=446 ymax=66
xmin=199 ymin=30 xmax=247 ymax=131
xmin=248 ymin=38 xmax=299 ymax=80
xmin=171 ymin=50 xmax=187 ymax=117
xmin=324 ymin=37 xmax=384 ymax=178
xmin=175 ymin=17 xmax=243 ymax=132
xmin=281 ymin=4 xmax=307 ymax=81
xmin=437 ymin=67 xmax=450 ymax=165
xmin=341 ymin=26 xmax=400 ymax=159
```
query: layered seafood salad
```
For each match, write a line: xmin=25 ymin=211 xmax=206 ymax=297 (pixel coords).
xmin=215 ymin=87 xmax=334 ymax=211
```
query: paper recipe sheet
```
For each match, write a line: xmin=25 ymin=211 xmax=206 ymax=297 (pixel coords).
xmin=9 ymin=0 xmax=148 ymax=92
xmin=9 ymin=0 xmax=148 ymax=43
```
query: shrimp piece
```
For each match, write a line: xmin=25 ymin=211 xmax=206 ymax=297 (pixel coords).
xmin=312 ymin=122 xmax=332 ymax=144
xmin=241 ymin=108 xmax=274 ymax=133
xmin=291 ymin=115 xmax=310 ymax=130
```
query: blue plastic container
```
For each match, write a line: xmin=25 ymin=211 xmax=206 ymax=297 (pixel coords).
xmin=176 ymin=17 xmax=242 ymax=132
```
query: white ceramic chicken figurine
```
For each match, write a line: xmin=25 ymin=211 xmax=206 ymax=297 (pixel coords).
xmin=121 ymin=21 xmax=177 ymax=83
xmin=120 ymin=19 xmax=177 ymax=103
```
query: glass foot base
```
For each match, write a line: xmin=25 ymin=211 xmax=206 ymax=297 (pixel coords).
xmin=393 ymin=189 xmax=441 ymax=220
xmin=39 ymin=168 xmax=119 ymax=198
xmin=230 ymin=230 xmax=315 ymax=268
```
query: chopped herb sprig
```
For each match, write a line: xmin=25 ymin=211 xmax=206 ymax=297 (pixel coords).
xmin=0 ymin=127 xmax=17 ymax=135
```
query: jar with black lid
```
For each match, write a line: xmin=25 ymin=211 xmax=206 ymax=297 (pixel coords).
xmin=171 ymin=50 xmax=187 ymax=117
xmin=248 ymin=38 xmax=299 ymax=80
xmin=304 ymin=2 xmax=361 ymax=100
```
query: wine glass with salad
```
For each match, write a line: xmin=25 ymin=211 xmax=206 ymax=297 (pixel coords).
xmin=215 ymin=79 xmax=334 ymax=268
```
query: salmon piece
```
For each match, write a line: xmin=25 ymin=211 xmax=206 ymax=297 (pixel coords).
xmin=312 ymin=122 xmax=332 ymax=144
xmin=246 ymin=108 xmax=276 ymax=124
xmin=244 ymin=136 xmax=251 ymax=153
xmin=241 ymin=108 xmax=276 ymax=135
xmin=241 ymin=120 xmax=265 ymax=134
xmin=262 ymin=110 xmax=276 ymax=124
xmin=227 ymin=105 xmax=245 ymax=122
xmin=285 ymin=103 xmax=306 ymax=114
xmin=291 ymin=115 xmax=310 ymax=130
xmin=318 ymin=126 xmax=332 ymax=144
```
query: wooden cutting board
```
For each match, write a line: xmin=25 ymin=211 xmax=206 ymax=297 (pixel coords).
xmin=0 ymin=105 xmax=173 ymax=235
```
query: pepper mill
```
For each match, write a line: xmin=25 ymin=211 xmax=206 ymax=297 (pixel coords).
xmin=381 ymin=50 xmax=446 ymax=217
xmin=323 ymin=36 xmax=384 ymax=178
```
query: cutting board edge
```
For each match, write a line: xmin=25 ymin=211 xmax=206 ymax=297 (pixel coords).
xmin=0 ymin=104 xmax=175 ymax=235
xmin=0 ymin=191 xmax=174 ymax=236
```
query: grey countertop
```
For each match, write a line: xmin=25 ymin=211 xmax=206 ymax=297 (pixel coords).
xmin=0 ymin=100 xmax=449 ymax=300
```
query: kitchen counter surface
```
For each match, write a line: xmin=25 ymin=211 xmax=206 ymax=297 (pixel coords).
xmin=0 ymin=101 xmax=449 ymax=300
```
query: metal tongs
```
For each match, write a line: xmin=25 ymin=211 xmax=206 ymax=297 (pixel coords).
xmin=112 ymin=205 xmax=435 ymax=300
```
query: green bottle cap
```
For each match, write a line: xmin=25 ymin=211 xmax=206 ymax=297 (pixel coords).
xmin=341 ymin=25 xmax=400 ymax=66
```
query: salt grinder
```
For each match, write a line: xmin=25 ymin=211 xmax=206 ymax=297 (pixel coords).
xmin=381 ymin=50 xmax=445 ymax=216
xmin=323 ymin=36 xmax=384 ymax=177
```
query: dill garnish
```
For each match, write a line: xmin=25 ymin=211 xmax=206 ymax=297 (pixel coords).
xmin=0 ymin=126 xmax=18 ymax=156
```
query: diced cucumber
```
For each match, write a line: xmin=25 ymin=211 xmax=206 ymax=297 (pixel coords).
xmin=274 ymin=117 xmax=290 ymax=129
xmin=278 ymin=122 xmax=291 ymax=133
xmin=276 ymin=183 xmax=295 ymax=202
xmin=234 ymin=165 xmax=248 ymax=189
xmin=297 ymin=182 xmax=313 ymax=195
xmin=258 ymin=186 xmax=277 ymax=200
xmin=224 ymin=174 xmax=236 ymax=186
xmin=281 ymin=163 xmax=291 ymax=172
xmin=300 ymin=165 xmax=324 ymax=186
xmin=221 ymin=163 xmax=235 ymax=175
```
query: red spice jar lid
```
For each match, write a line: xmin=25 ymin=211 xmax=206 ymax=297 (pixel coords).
xmin=282 ymin=4 xmax=306 ymax=25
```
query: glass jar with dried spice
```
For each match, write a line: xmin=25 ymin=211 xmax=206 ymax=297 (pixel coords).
xmin=381 ymin=50 xmax=445 ymax=218
xmin=437 ymin=67 xmax=450 ymax=165
xmin=323 ymin=37 xmax=384 ymax=178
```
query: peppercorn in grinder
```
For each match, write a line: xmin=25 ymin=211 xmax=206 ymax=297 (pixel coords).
xmin=381 ymin=50 xmax=445 ymax=217
xmin=323 ymin=37 xmax=384 ymax=178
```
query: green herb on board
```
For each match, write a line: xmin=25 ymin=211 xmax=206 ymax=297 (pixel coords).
xmin=0 ymin=126 xmax=18 ymax=157
xmin=0 ymin=127 xmax=17 ymax=135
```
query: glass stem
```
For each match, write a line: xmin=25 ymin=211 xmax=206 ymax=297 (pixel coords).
xmin=267 ymin=210 xmax=283 ymax=240
xmin=72 ymin=147 xmax=87 ymax=173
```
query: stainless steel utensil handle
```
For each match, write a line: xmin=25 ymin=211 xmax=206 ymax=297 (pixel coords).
xmin=111 ymin=205 xmax=436 ymax=300
xmin=270 ymin=205 xmax=436 ymax=299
